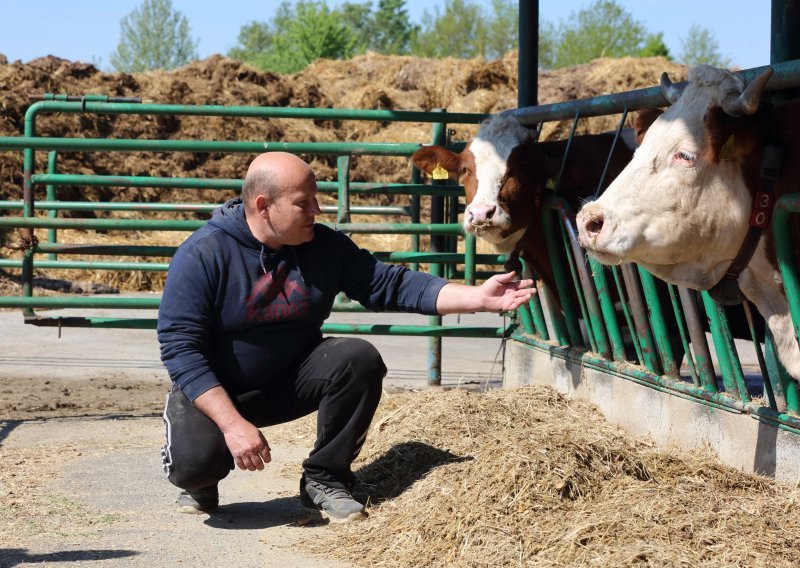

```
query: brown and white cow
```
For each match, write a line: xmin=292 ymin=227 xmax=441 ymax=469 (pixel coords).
xmin=412 ymin=114 xmax=634 ymax=304
xmin=576 ymin=65 xmax=800 ymax=379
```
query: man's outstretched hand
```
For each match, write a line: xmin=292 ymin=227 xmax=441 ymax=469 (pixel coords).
xmin=435 ymin=271 xmax=537 ymax=315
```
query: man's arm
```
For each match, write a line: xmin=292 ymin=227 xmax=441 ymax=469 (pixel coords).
xmin=435 ymin=271 xmax=536 ymax=315
xmin=193 ymin=386 xmax=272 ymax=471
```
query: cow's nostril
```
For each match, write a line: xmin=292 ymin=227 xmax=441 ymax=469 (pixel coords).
xmin=587 ymin=216 xmax=604 ymax=236
xmin=486 ymin=205 xmax=496 ymax=219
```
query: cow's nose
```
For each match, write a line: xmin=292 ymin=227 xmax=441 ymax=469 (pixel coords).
xmin=468 ymin=205 xmax=497 ymax=225
xmin=577 ymin=208 xmax=605 ymax=242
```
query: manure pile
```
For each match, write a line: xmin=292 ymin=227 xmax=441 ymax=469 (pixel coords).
xmin=0 ymin=53 xmax=687 ymax=293
xmin=310 ymin=386 xmax=800 ymax=567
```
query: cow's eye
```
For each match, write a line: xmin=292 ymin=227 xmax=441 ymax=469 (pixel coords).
xmin=672 ymin=150 xmax=697 ymax=167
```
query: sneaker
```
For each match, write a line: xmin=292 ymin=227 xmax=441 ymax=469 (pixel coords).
xmin=176 ymin=485 xmax=219 ymax=514
xmin=300 ymin=476 xmax=366 ymax=523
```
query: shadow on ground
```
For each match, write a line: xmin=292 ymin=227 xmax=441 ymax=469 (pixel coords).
xmin=0 ymin=548 xmax=137 ymax=566
xmin=353 ymin=441 xmax=472 ymax=505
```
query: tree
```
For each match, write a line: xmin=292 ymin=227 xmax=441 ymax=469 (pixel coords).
xmin=339 ymin=1 xmax=375 ymax=55
xmin=485 ymin=0 xmax=518 ymax=60
xmin=412 ymin=0 xmax=488 ymax=59
xmin=227 ymin=1 xmax=356 ymax=73
xmin=372 ymin=0 xmax=419 ymax=55
xmin=680 ymin=25 xmax=731 ymax=67
xmin=110 ymin=0 xmax=198 ymax=72
xmin=545 ymin=0 xmax=668 ymax=68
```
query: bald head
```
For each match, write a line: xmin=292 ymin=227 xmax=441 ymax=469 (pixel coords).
xmin=242 ymin=152 xmax=316 ymax=208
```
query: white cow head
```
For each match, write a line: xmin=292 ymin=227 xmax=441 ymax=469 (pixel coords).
xmin=576 ymin=65 xmax=773 ymax=290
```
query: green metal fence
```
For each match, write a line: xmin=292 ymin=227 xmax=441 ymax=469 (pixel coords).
xmin=0 ymin=99 xmax=512 ymax=385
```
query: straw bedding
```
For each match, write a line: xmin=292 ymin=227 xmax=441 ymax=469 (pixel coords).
xmin=307 ymin=386 xmax=800 ymax=567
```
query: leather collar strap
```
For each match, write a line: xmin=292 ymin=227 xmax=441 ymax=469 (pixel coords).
xmin=708 ymin=138 xmax=785 ymax=305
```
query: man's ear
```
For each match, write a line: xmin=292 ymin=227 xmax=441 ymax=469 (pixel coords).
xmin=253 ymin=194 xmax=269 ymax=217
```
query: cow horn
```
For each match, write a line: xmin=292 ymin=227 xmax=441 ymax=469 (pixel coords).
xmin=660 ymin=72 xmax=684 ymax=105
xmin=721 ymin=67 xmax=774 ymax=116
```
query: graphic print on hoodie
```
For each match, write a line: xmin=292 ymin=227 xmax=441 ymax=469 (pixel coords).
xmin=247 ymin=260 xmax=312 ymax=323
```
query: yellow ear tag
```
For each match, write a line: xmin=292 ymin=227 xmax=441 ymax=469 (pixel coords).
xmin=545 ymin=177 xmax=556 ymax=190
xmin=431 ymin=164 xmax=449 ymax=180
xmin=719 ymin=135 xmax=735 ymax=161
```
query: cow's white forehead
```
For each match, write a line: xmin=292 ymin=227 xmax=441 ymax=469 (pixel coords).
xmin=469 ymin=115 xmax=532 ymax=204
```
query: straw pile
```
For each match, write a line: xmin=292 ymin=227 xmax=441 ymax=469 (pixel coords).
xmin=308 ymin=386 xmax=800 ymax=567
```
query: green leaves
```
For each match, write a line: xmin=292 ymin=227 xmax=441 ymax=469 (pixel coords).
xmin=110 ymin=0 xmax=198 ymax=73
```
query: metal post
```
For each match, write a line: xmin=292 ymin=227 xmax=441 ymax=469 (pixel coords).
xmin=518 ymin=0 xmax=539 ymax=108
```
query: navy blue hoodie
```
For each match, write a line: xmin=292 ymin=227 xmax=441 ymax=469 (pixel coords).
xmin=157 ymin=198 xmax=448 ymax=401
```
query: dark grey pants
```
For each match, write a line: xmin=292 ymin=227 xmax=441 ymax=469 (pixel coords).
xmin=161 ymin=337 xmax=386 ymax=491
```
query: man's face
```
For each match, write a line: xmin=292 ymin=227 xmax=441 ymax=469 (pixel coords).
xmin=265 ymin=179 xmax=321 ymax=246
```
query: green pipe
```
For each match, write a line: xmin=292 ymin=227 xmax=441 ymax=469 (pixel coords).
xmin=34 ymin=243 xmax=177 ymax=256
xmin=0 ymin=200 xmax=409 ymax=217
xmin=46 ymin=151 xmax=58 ymax=260
xmin=1 ymin=296 xmax=160 ymax=308
xmin=337 ymin=156 xmax=351 ymax=224
xmin=700 ymin=292 xmax=740 ymax=397
xmin=710 ymin=302 xmax=750 ymax=403
xmin=589 ymin=257 xmax=626 ymax=361
xmin=512 ymin=331 xmax=800 ymax=433
xmin=25 ymin=99 xmax=488 ymax=124
xmin=0 ymin=259 xmax=168 ymax=271
xmin=742 ymin=300 xmax=777 ymax=409
xmin=560 ymin=220 xmax=597 ymax=352
xmin=0 ymin=217 xmax=464 ymax=235
xmin=519 ymin=258 xmax=549 ymax=339
xmin=0 ymin=136 xmax=423 ymax=156
xmin=32 ymin=174 xmax=463 ymax=197
xmin=637 ymin=267 xmax=679 ymax=378
xmin=542 ymin=204 xmax=581 ymax=346
xmin=620 ymin=264 xmax=661 ymax=374
xmin=773 ymin=193 xmax=800 ymax=346
xmin=508 ymin=60 xmax=800 ymax=125
xmin=765 ymin=331 xmax=799 ymax=412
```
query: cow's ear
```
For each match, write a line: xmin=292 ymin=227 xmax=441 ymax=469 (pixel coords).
xmin=703 ymin=106 xmax=759 ymax=163
xmin=633 ymin=108 xmax=663 ymax=145
xmin=411 ymin=146 xmax=460 ymax=181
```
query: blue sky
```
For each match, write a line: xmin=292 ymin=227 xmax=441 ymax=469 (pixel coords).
xmin=0 ymin=0 xmax=770 ymax=71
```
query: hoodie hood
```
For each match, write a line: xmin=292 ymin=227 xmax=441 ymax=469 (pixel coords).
xmin=208 ymin=197 xmax=262 ymax=250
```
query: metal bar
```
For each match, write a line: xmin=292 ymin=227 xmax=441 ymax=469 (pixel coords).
xmin=620 ymin=264 xmax=662 ymax=374
xmin=701 ymin=292 xmax=741 ymax=397
xmin=0 ymin=217 xmax=465 ymax=234
xmin=0 ymin=200 xmax=410 ymax=217
xmin=25 ymin=99 xmax=489 ymax=124
xmin=563 ymin=216 xmax=610 ymax=356
xmin=677 ymin=287 xmax=718 ymax=391
xmin=743 ymin=300 xmax=777 ymax=409
xmin=337 ymin=156 xmax=351 ymax=224
xmin=517 ymin=0 xmax=538 ymax=108
xmin=427 ymin=115 xmax=448 ymax=386
xmin=0 ymin=136 xmax=424 ymax=156
xmin=773 ymin=193 xmax=800 ymax=347
xmin=594 ymin=108 xmax=629 ymax=198
xmin=542 ymin=203 xmax=582 ymax=346
xmin=0 ymin=259 xmax=168 ymax=271
xmin=667 ymin=284 xmax=699 ymax=386
xmin=589 ymin=257 xmax=626 ymax=361
xmin=31 ymin=174 xmax=464 ymax=197
xmin=512 ymin=331 xmax=800 ymax=433
xmin=611 ymin=264 xmax=644 ymax=364
xmin=508 ymin=60 xmax=800 ymax=125
xmin=46 ymin=151 xmax=58 ymax=260
xmin=637 ymin=268 xmax=679 ymax=379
